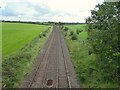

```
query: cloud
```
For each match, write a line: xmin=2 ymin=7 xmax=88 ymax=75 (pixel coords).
xmin=1 ymin=0 xmax=104 ymax=22
xmin=2 ymin=1 xmax=46 ymax=17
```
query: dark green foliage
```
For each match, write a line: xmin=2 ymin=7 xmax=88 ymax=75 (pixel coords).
xmin=69 ymin=31 xmax=74 ymax=36
xmin=76 ymin=29 xmax=83 ymax=34
xmin=64 ymin=33 xmax=67 ymax=37
xmin=64 ymin=27 xmax=69 ymax=31
xmin=88 ymin=50 xmax=92 ymax=55
xmin=86 ymin=2 xmax=119 ymax=84
xmin=71 ymin=33 xmax=77 ymax=40
xmin=42 ymin=30 xmax=49 ymax=37
xmin=39 ymin=35 xmax=42 ymax=38
xmin=76 ymin=29 xmax=80 ymax=34
xmin=42 ymin=33 xmax=46 ymax=37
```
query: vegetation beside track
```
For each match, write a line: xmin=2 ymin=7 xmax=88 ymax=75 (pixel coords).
xmin=2 ymin=22 xmax=52 ymax=88
xmin=61 ymin=23 xmax=118 ymax=88
xmin=61 ymin=2 xmax=119 ymax=88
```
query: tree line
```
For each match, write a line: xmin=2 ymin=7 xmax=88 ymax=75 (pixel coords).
xmin=2 ymin=20 xmax=50 ymax=25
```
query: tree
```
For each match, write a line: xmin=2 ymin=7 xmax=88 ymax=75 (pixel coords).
xmin=86 ymin=2 xmax=119 ymax=84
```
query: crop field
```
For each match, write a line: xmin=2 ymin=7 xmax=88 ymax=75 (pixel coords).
xmin=2 ymin=22 xmax=49 ymax=57
xmin=62 ymin=24 xmax=117 ymax=88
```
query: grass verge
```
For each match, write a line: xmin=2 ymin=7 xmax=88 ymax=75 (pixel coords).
xmin=0 ymin=22 xmax=2 ymax=89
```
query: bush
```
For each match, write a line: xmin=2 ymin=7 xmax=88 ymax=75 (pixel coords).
xmin=43 ymin=33 xmax=46 ymax=37
xmin=39 ymin=35 xmax=42 ymax=38
xmin=76 ymin=29 xmax=83 ymax=34
xmin=76 ymin=29 xmax=80 ymax=34
xmin=70 ymin=31 xmax=74 ymax=36
xmin=71 ymin=33 xmax=77 ymax=40
xmin=44 ymin=30 xmax=48 ymax=33
xmin=64 ymin=33 xmax=67 ymax=37
xmin=64 ymin=27 xmax=69 ymax=31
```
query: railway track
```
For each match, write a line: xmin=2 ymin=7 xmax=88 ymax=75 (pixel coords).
xmin=20 ymin=25 xmax=80 ymax=88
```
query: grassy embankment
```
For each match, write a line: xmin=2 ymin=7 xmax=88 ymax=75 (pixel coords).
xmin=2 ymin=22 xmax=52 ymax=88
xmin=62 ymin=24 xmax=117 ymax=88
xmin=0 ymin=22 xmax=2 ymax=88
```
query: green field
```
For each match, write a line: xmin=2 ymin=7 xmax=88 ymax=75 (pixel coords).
xmin=2 ymin=22 xmax=51 ymax=88
xmin=62 ymin=24 xmax=117 ymax=88
xmin=65 ymin=24 xmax=86 ymax=32
xmin=65 ymin=24 xmax=87 ymax=40
xmin=2 ymin=22 xmax=49 ymax=56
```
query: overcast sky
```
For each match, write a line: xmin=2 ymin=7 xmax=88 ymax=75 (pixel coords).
xmin=0 ymin=0 xmax=104 ymax=23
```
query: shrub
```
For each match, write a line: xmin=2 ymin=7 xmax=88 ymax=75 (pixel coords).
xmin=45 ymin=30 xmax=48 ymax=33
xmin=69 ymin=31 xmax=74 ymax=36
xmin=64 ymin=27 xmax=68 ymax=31
xmin=64 ymin=33 xmax=67 ymax=37
xmin=43 ymin=33 xmax=46 ymax=37
xmin=76 ymin=29 xmax=83 ymax=34
xmin=76 ymin=29 xmax=80 ymax=34
xmin=71 ymin=33 xmax=77 ymax=40
xmin=39 ymin=35 xmax=42 ymax=38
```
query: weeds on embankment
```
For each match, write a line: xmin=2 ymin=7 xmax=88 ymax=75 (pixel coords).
xmin=2 ymin=27 xmax=52 ymax=88
xmin=61 ymin=24 xmax=118 ymax=88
